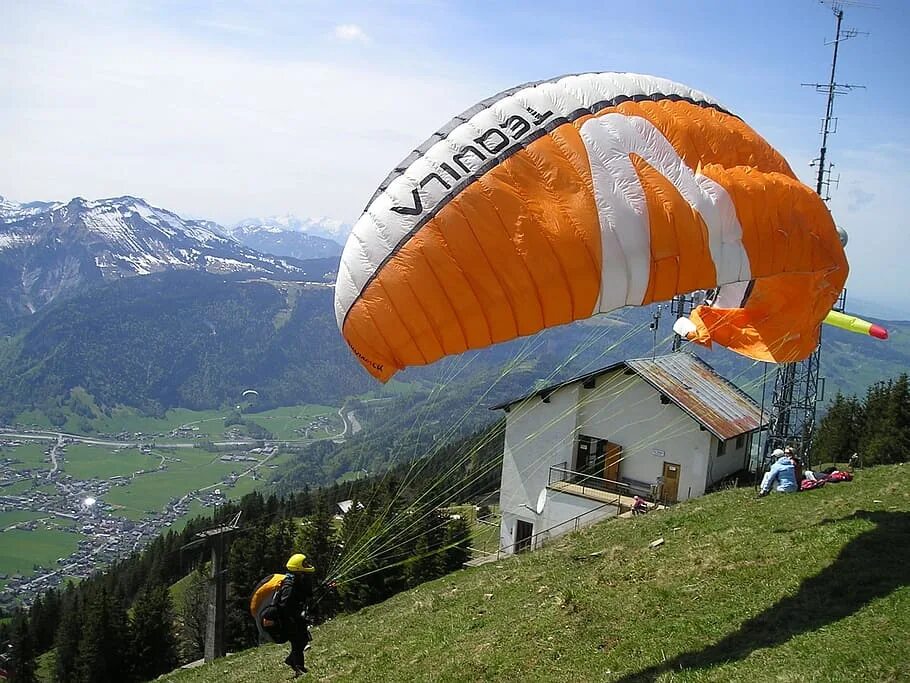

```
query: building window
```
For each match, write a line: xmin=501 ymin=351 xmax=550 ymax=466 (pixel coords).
xmin=717 ymin=439 xmax=727 ymax=457
xmin=736 ymin=434 xmax=745 ymax=449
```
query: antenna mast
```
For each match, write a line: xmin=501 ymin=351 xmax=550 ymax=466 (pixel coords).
xmin=763 ymin=1 xmax=866 ymax=466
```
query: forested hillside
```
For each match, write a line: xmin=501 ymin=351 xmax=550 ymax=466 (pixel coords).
xmin=0 ymin=424 xmax=505 ymax=680
xmin=0 ymin=263 xmax=907 ymax=446
xmin=0 ymin=271 xmax=370 ymax=418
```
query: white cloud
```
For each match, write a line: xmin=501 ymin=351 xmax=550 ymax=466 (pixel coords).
xmin=0 ymin=10 xmax=491 ymax=225
xmin=333 ymin=24 xmax=369 ymax=43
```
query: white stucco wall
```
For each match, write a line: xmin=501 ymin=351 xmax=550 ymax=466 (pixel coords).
xmin=498 ymin=384 xmax=582 ymax=552
xmin=539 ymin=489 xmax=619 ymax=537
xmin=706 ymin=433 xmax=752 ymax=485
xmin=497 ymin=366 xmax=755 ymax=555
xmin=577 ymin=371 xmax=713 ymax=501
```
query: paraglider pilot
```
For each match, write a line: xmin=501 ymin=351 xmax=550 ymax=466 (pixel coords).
xmin=277 ymin=553 xmax=315 ymax=676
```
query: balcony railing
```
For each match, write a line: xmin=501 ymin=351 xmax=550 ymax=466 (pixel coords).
xmin=547 ymin=465 xmax=657 ymax=501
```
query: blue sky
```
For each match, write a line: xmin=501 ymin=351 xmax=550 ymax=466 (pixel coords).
xmin=3 ymin=0 xmax=909 ymax=314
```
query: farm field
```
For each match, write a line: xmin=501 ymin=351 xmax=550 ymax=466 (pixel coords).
xmin=173 ymin=499 xmax=211 ymax=532
xmin=0 ymin=528 xmax=81 ymax=576
xmin=62 ymin=444 xmax=159 ymax=480
xmin=11 ymin=402 xmax=345 ymax=444
xmin=102 ymin=448 xmax=265 ymax=519
xmin=13 ymin=405 xmax=228 ymax=439
xmin=2 ymin=480 xmax=38 ymax=495
xmin=0 ymin=510 xmax=47 ymax=528
xmin=92 ymin=407 xmax=228 ymax=436
xmin=0 ymin=436 xmax=284 ymax=591
xmin=0 ymin=400 xmax=352 ymax=594
xmin=244 ymin=404 xmax=340 ymax=441
xmin=4 ymin=442 xmax=49 ymax=470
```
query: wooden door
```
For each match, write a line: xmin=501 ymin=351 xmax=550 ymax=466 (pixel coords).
xmin=603 ymin=441 xmax=622 ymax=483
xmin=661 ymin=462 xmax=681 ymax=503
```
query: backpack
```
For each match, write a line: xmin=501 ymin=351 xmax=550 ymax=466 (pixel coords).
xmin=828 ymin=470 xmax=853 ymax=482
xmin=800 ymin=478 xmax=825 ymax=491
xmin=250 ymin=574 xmax=288 ymax=643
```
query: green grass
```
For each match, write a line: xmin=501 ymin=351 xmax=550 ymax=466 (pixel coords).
xmin=2 ymin=442 xmax=49 ymax=470
xmin=357 ymin=379 xmax=423 ymax=399
xmin=243 ymin=404 xmax=340 ymax=441
xmin=163 ymin=464 xmax=909 ymax=683
xmin=102 ymin=449 xmax=257 ymax=518
xmin=61 ymin=444 xmax=158 ymax=480
xmin=1 ymin=479 xmax=40 ymax=494
xmin=95 ymin=407 xmax=231 ymax=438
xmin=0 ymin=528 xmax=81 ymax=575
xmin=226 ymin=475 xmax=259 ymax=500
xmin=12 ymin=408 xmax=56 ymax=429
xmin=169 ymin=569 xmax=203 ymax=608
xmin=173 ymin=499 xmax=210 ymax=532
xmin=336 ymin=469 xmax=369 ymax=484
xmin=0 ymin=510 xmax=47 ymax=528
xmin=36 ymin=648 xmax=56 ymax=683
xmin=13 ymin=402 xmax=351 ymax=444
xmin=470 ymin=514 xmax=502 ymax=558
xmin=14 ymin=405 xmax=231 ymax=439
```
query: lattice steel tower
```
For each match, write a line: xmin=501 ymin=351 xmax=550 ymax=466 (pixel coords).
xmin=763 ymin=2 xmax=865 ymax=466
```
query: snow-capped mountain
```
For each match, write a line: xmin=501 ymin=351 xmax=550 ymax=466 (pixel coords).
xmin=228 ymin=215 xmax=349 ymax=260
xmin=0 ymin=195 xmax=61 ymax=223
xmin=0 ymin=195 xmax=305 ymax=315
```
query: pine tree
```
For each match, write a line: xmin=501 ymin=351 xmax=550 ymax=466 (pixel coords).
xmin=300 ymin=499 xmax=342 ymax=620
xmin=34 ymin=588 xmax=61 ymax=653
xmin=865 ymin=374 xmax=910 ymax=465
xmin=811 ymin=392 xmax=862 ymax=464
xmin=130 ymin=583 xmax=177 ymax=681
xmin=75 ymin=588 xmax=130 ymax=683
xmin=861 ymin=380 xmax=890 ymax=460
xmin=9 ymin=612 xmax=37 ymax=683
xmin=54 ymin=584 xmax=82 ymax=683
xmin=404 ymin=510 xmax=446 ymax=588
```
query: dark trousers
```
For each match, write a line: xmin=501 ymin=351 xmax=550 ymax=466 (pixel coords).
xmin=286 ymin=620 xmax=310 ymax=669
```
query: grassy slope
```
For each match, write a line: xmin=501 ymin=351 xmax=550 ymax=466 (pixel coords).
xmin=163 ymin=464 xmax=909 ymax=683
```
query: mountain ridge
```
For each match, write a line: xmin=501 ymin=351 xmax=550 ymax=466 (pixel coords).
xmin=231 ymin=214 xmax=352 ymax=243
xmin=226 ymin=216 xmax=344 ymax=260
xmin=0 ymin=194 xmax=306 ymax=315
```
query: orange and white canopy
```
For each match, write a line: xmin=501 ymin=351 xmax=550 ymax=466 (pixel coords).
xmin=334 ymin=72 xmax=848 ymax=381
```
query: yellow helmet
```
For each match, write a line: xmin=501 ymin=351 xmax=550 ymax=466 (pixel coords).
xmin=286 ymin=553 xmax=315 ymax=573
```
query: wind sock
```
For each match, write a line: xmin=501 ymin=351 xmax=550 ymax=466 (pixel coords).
xmin=823 ymin=310 xmax=888 ymax=340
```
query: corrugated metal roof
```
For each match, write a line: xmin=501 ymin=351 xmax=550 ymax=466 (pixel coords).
xmin=625 ymin=354 xmax=766 ymax=440
xmin=492 ymin=352 xmax=766 ymax=440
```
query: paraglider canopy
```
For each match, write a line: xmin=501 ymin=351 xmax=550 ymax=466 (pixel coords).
xmin=335 ymin=72 xmax=847 ymax=381
xmin=242 ymin=389 xmax=259 ymax=399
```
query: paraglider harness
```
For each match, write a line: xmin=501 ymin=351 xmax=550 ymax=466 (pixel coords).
xmin=258 ymin=601 xmax=295 ymax=644
xmin=251 ymin=573 xmax=311 ymax=646
xmin=259 ymin=602 xmax=311 ymax=646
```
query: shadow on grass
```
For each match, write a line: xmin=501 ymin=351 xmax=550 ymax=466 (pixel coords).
xmin=615 ymin=511 xmax=909 ymax=682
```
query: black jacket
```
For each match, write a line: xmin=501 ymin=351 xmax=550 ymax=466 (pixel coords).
xmin=274 ymin=572 xmax=312 ymax=624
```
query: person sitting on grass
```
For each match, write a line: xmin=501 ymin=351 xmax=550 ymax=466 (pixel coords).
xmin=758 ymin=450 xmax=798 ymax=497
